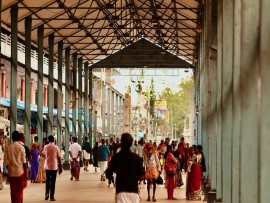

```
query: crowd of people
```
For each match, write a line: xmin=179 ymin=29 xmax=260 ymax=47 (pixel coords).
xmin=0 ymin=131 xmax=206 ymax=203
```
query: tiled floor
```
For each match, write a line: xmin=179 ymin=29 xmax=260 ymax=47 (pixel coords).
xmin=0 ymin=166 xmax=202 ymax=203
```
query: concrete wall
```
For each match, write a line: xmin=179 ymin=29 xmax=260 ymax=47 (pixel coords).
xmin=195 ymin=0 xmax=270 ymax=202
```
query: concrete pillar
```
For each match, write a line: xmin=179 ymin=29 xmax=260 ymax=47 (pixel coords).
xmin=239 ymin=0 xmax=260 ymax=202
xmin=231 ymin=0 xmax=241 ymax=202
xmin=93 ymin=110 xmax=97 ymax=143
xmin=89 ymin=67 xmax=93 ymax=145
xmin=10 ymin=4 xmax=18 ymax=135
xmin=84 ymin=62 xmax=89 ymax=140
xmin=216 ymin=0 xmax=223 ymax=199
xmin=47 ymin=34 xmax=54 ymax=136
xmin=119 ymin=97 xmax=122 ymax=135
xmin=24 ymin=16 xmax=31 ymax=147
xmin=57 ymin=41 xmax=63 ymax=149
xmin=209 ymin=49 xmax=217 ymax=191
xmin=72 ymin=53 xmax=77 ymax=138
xmin=64 ymin=47 xmax=71 ymax=162
xmin=260 ymin=1 xmax=270 ymax=202
xmin=107 ymin=87 xmax=111 ymax=136
xmin=115 ymin=94 xmax=119 ymax=137
xmin=221 ymin=0 xmax=234 ymax=202
xmin=121 ymin=98 xmax=124 ymax=134
xmin=102 ymin=83 xmax=106 ymax=137
xmin=78 ymin=58 xmax=83 ymax=145
xmin=111 ymin=91 xmax=115 ymax=135
xmin=37 ymin=26 xmax=44 ymax=142
xmin=93 ymin=79 xmax=97 ymax=143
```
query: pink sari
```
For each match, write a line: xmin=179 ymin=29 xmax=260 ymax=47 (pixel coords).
xmin=186 ymin=155 xmax=202 ymax=200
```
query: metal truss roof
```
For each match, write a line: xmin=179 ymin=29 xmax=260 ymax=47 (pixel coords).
xmin=1 ymin=0 xmax=202 ymax=67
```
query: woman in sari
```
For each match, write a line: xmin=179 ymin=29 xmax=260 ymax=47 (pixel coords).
xmin=164 ymin=145 xmax=178 ymax=200
xmin=35 ymin=138 xmax=48 ymax=183
xmin=143 ymin=142 xmax=161 ymax=202
xmin=186 ymin=147 xmax=202 ymax=200
xmin=30 ymin=143 xmax=39 ymax=182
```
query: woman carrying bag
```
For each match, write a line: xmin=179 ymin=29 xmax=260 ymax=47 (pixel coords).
xmin=164 ymin=145 xmax=178 ymax=200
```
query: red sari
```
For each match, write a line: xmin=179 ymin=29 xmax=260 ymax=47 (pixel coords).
xmin=165 ymin=152 xmax=177 ymax=200
xmin=186 ymin=155 xmax=202 ymax=200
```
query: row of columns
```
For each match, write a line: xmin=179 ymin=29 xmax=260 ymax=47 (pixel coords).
xmin=195 ymin=0 xmax=270 ymax=202
xmin=5 ymin=4 xmax=126 ymax=157
xmin=99 ymin=82 xmax=125 ymax=139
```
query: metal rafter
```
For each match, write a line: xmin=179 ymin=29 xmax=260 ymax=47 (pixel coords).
xmin=29 ymin=0 xmax=90 ymax=31
xmin=1 ymin=0 xmax=201 ymax=64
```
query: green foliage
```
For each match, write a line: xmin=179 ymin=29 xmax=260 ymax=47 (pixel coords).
xmin=159 ymin=75 xmax=194 ymax=136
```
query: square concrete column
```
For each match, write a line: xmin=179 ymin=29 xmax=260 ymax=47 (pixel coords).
xmin=78 ymin=58 xmax=83 ymax=145
xmin=64 ymin=47 xmax=71 ymax=162
xmin=37 ymin=26 xmax=44 ymax=142
xmin=24 ymin=16 xmax=32 ymax=146
xmin=102 ymin=82 xmax=106 ymax=138
xmin=47 ymin=34 xmax=54 ymax=136
xmin=260 ymin=0 xmax=270 ymax=202
xmin=57 ymin=41 xmax=63 ymax=149
xmin=10 ymin=4 xmax=18 ymax=135
xmin=107 ymin=87 xmax=111 ymax=136
xmin=231 ymin=0 xmax=241 ymax=202
xmin=221 ymin=0 xmax=234 ymax=202
xmin=239 ymin=0 xmax=260 ymax=202
xmin=216 ymin=0 xmax=223 ymax=199
xmin=115 ymin=94 xmax=119 ymax=137
xmin=72 ymin=53 xmax=77 ymax=138
xmin=84 ymin=62 xmax=89 ymax=140
xmin=89 ymin=67 xmax=93 ymax=145
xmin=111 ymin=90 xmax=115 ymax=136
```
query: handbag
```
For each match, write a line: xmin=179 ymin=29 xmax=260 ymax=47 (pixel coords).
xmin=156 ymin=175 xmax=163 ymax=185
xmin=165 ymin=155 xmax=176 ymax=176
xmin=165 ymin=165 xmax=176 ymax=176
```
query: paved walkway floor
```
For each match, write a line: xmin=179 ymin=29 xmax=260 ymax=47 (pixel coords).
xmin=0 ymin=166 xmax=202 ymax=203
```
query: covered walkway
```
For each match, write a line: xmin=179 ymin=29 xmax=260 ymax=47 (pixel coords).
xmin=1 ymin=0 xmax=270 ymax=203
xmin=1 ymin=166 xmax=198 ymax=203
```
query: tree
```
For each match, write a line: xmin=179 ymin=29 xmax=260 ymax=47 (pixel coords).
xmin=159 ymin=75 xmax=194 ymax=136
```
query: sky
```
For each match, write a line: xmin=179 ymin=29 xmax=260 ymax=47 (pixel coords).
xmin=111 ymin=68 xmax=193 ymax=105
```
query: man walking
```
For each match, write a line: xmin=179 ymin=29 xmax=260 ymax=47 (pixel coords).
xmin=178 ymin=137 xmax=187 ymax=172
xmin=43 ymin=135 xmax=62 ymax=201
xmin=106 ymin=133 xmax=145 ymax=203
xmin=69 ymin=137 xmax=81 ymax=181
xmin=82 ymin=136 xmax=91 ymax=171
xmin=4 ymin=130 xmax=27 ymax=203
xmin=98 ymin=139 xmax=110 ymax=181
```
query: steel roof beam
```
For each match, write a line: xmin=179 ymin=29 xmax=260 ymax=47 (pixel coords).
xmin=17 ymin=6 xmax=200 ymax=10
xmin=29 ymin=0 xmax=93 ymax=31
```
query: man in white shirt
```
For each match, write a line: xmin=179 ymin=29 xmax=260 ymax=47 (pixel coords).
xmin=69 ymin=137 xmax=81 ymax=181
